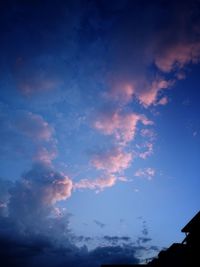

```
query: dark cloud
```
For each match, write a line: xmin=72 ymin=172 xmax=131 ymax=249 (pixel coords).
xmin=0 ymin=179 xmax=11 ymax=216
xmin=0 ymin=161 xmax=160 ymax=266
xmin=103 ymin=235 xmax=131 ymax=245
xmin=136 ymin=237 xmax=152 ymax=245
xmin=0 ymin=233 xmax=140 ymax=267
xmin=142 ymin=220 xmax=149 ymax=236
xmin=0 ymin=105 xmax=57 ymax=165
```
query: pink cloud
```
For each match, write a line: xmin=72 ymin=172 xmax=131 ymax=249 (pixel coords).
xmin=19 ymin=165 xmax=73 ymax=206
xmin=16 ymin=112 xmax=53 ymax=141
xmin=34 ymin=147 xmax=57 ymax=165
xmin=74 ymin=174 xmax=117 ymax=192
xmin=134 ymin=167 xmax=155 ymax=180
xmin=94 ymin=110 xmax=153 ymax=145
xmin=138 ymin=79 xmax=171 ymax=107
xmin=92 ymin=148 xmax=132 ymax=173
xmin=45 ymin=175 xmax=73 ymax=204
xmin=156 ymin=96 xmax=168 ymax=106
xmin=106 ymin=83 xmax=135 ymax=103
xmin=155 ymin=42 xmax=200 ymax=73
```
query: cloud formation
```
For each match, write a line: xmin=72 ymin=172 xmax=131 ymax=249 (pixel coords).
xmin=7 ymin=164 xmax=73 ymax=234
xmin=15 ymin=112 xmax=53 ymax=142
xmin=74 ymin=174 xmax=116 ymax=192
xmin=94 ymin=110 xmax=153 ymax=145
xmin=137 ymin=79 xmax=171 ymax=107
xmin=92 ymin=148 xmax=132 ymax=174
xmin=106 ymin=83 xmax=135 ymax=104
xmin=155 ymin=42 xmax=200 ymax=73
xmin=135 ymin=168 xmax=155 ymax=180
xmin=94 ymin=220 xmax=106 ymax=228
xmin=0 ymin=107 xmax=57 ymax=165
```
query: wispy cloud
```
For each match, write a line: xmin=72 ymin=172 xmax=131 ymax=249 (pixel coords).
xmin=138 ymin=143 xmax=154 ymax=159
xmin=74 ymin=174 xmax=117 ymax=192
xmin=15 ymin=112 xmax=53 ymax=142
xmin=94 ymin=220 xmax=106 ymax=228
xmin=1 ymin=109 xmax=58 ymax=166
xmin=134 ymin=168 xmax=155 ymax=180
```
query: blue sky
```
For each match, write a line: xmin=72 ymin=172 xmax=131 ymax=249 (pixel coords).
xmin=0 ymin=1 xmax=200 ymax=266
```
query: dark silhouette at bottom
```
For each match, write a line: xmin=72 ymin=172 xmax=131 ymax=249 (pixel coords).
xmin=102 ymin=211 xmax=200 ymax=267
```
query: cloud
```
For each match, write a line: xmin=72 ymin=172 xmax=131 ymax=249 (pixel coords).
xmin=140 ymin=129 xmax=155 ymax=140
xmin=15 ymin=112 xmax=53 ymax=142
xmin=92 ymin=148 xmax=132 ymax=174
xmin=0 ymin=171 xmax=158 ymax=267
xmin=134 ymin=168 xmax=155 ymax=180
xmin=0 ymin=171 xmax=159 ymax=267
xmin=138 ymin=142 xmax=154 ymax=159
xmin=7 ymin=164 xmax=73 ymax=235
xmin=156 ymin=96 xmax=168 ymax=106
xmin=0 ymin=180 xmax=11 ymax=216
xmin=94 ymin=109 xmax=153 ymax=145
xmin=103 ymin=235 xmax=131 ymax=245
xmin=94 ymin=220 xmax=106 ymax=228
xmin=155 ymin=42 xmax=200 ymax=73
xmin=74 ymin=174 xmax=116 ymax=192
xmin=106 ymin=77 xmax=172 ymax=108
xmin=137 ymin=79 xmax=171 ymax=107
xmin=0 ymin=163 xmax=75 ymax=249
xmin=105 ymin=83 xmax=135 ymax=104
xmin=136 ymin=237 xmax=152 ymax=245
xmin=89 ymin=245 xmax=139 ymax=265
xmin=15 ymin=112 xmax=57 ymax=165
xmin=33 ymin=146 xmax=57 ymax=166
xmin=142 ymin=220 xmax=149 ymax=236
xmin=0 ymin=233 xmax=140 ymax=267
xmin=0 ymin=106 xmax=57 ymax=165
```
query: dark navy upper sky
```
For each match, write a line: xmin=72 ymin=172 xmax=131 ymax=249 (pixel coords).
xmin=0 ymin=1 xmax=200 ymax=266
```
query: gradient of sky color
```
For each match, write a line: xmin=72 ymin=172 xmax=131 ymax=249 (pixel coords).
xmin=0 ymin=1 xmax=200 ymax=266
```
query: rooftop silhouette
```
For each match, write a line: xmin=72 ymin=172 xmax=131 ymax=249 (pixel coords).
xmin=102 ymin=211 xmax=200 ymax=267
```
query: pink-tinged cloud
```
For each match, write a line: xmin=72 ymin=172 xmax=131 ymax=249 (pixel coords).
xmin=106 ymin=83 xmax=135 ymax=103
xmin=139 ymin=142 xmax=153 ymax=159
xmin=155 ymin=42 xmax=200 ymax=73
xmin=94 ymin=110 xmax=153 ymax=145
xmin=34 ymin=147 xmax=57 ymax=165
xmin=74 ymin=174 xmax=116 ymax=192
xmin=13 ymin=165 xmax=73 ymax=208
xmin=156 ymin=96 xmax=168 ymax=106
xmin=138 ymin=79 xmax=171 ymax=107
xmin=92 ymin=148 xmax=132 ymax=174
xmin=45 ymin=175 xmax=73 ymax=204
xmin=134 ymin=167 xmax=155 ymax=180
xmin=16 ymin=112 xmax=53 ymax=141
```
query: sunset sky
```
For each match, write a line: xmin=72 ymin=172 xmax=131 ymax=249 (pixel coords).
xmin=0 ymin=1 xmax=200 ymax=266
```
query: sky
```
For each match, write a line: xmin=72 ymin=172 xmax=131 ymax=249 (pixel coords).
xmin=0 ymin=0 xmax=200 ymax=266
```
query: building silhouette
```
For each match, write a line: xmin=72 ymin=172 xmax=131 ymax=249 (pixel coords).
xmin=102 ymin=211 xmax=200 ymax=267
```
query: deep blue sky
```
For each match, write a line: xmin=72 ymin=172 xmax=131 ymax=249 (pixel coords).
xmin=0 ymin=1 xmax=200 ymax=266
